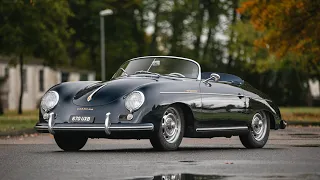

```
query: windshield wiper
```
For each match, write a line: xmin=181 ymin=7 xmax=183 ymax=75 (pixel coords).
xmin=134 ymin=70 xmax=160 ymax=77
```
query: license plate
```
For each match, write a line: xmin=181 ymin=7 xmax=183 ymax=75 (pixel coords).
xmin=69 ymin=115 xmax=95 ymax=123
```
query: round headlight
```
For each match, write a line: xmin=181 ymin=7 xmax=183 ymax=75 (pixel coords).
xmin=125 ymin=91 xmax=145 ymax=112
xmin=41 ymin=91 xmax=59 ymax=112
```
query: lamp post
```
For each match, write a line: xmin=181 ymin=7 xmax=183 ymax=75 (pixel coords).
xmin=100 ymin=9 xmax=113 ymax=81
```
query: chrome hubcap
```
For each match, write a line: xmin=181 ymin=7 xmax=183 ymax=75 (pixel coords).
xmin=162 ymin=107 xmax=181 ymax=143
xmin=251 ymin=112 xmax=267 ymax=141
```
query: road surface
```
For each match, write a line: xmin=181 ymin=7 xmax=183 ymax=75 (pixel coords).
xmin=0 ymin=127 xmax=319 ymax=180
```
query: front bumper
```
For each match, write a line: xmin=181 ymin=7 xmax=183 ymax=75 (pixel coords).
xmin=34 ymin=112 xmax=154 ymax=135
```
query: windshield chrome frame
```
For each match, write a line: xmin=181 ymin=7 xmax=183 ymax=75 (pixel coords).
xmin=114 ymin=56 xmax=202 ymax=80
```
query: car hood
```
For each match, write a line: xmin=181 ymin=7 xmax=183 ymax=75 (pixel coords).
xmin=72 ymin=77 xmax=156 ymax=107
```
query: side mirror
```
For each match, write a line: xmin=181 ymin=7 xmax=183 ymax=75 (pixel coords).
xmin=203 ymin=73 xmax=220 ymax=83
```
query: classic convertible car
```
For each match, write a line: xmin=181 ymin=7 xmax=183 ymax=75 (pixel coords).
xmin=35 ymin=56 xmax=286 ymax=151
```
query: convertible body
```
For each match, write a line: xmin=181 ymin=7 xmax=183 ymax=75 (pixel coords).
xmin=35 ymin=56 xmax=286 ymax=151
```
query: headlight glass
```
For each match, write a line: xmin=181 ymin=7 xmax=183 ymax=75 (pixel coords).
xmin=125 ymin=91 xmax=145 ymax=112
xmin=41 ymin=91 xmax=59 ymax=112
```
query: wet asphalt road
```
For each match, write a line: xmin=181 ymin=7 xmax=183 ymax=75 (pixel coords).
xmin=0 ymin=127 xmax=319 ymax=180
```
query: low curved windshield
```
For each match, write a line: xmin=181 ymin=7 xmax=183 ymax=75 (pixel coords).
xmin=112 ymin=57 xmax=199 ymax=79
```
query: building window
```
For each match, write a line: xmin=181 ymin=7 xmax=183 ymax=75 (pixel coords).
xmin=80 ymin=73 xmax=88 ymax=81
xmin=22 ymin=69 xmax=27 ymax=92
xmin=39 ymin=70 xmax=44 ymax=92
xmin=61 ymin=72 xmax=69 ymax=82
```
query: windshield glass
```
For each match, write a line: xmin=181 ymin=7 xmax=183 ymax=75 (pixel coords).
xmin=112 ymin=57 xmax=199 ymax=79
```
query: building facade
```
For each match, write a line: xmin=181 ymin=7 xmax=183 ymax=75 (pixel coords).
xmin=0 ymin=60 xmax=95 ymax=111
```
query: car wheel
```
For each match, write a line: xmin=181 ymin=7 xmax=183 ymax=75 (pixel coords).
xmin=239 ymin=111 xmax=270 ymax=149
xmin=54 ymin=133 xmax=88 ymax=151
xmin=150 ymin=105 xmax=185 ymax=151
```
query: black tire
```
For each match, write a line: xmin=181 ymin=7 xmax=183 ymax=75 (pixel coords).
xmin=150 ymin=105 xmax=185 ymax=151
xmin=240 ymin=111 xmax=270 ymax=149
xmin=54 ymin=133 xmax=88 ymax=151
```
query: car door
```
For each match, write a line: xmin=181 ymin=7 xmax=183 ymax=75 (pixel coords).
xmin=198 ymin=80 xmax=247 ymax=128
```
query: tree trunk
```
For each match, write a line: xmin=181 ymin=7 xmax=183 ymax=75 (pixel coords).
xmin=194 ymin=0 xmax=205 ymax=60
xmin=227 ymin=0 xmax=238 ymax=70
xmin=0 ymin=99 xmax=3 ymax=115
xmin=18 ymin=54 xmax=24 ymax=115
xmin=169 ymin=0 xmax=185 ymax=56
xmin=202 ymin=27 xmax=212 ymax=62
xmin=149 ymin=0 xmax=160 ymax=55
xmin=132 ymin=8 xmax=145 ymax=56
xmin=0 ymin=79 xmax=3 ymax=115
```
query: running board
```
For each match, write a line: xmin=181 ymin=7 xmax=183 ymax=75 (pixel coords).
xmin=196 ymin=126 xmax=248 ymax=132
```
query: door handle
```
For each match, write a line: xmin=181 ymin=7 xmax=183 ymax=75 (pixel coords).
xmin=238 ymin=93 xmax=245 ymax=99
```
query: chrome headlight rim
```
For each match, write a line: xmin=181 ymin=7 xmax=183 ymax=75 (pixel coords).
xmin=40 ymin=91 xmax=59 ymax=112
xmin=124 ymin=91 xmax=145 ymax=112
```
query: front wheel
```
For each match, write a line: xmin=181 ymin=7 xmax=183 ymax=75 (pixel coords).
xmin=54 ymin=133 xmax=88 ymax=151
xmin=239 ymin=111 xmax=270 ymax=149
xmin=150 ymin=105 xmax=185 ymax=151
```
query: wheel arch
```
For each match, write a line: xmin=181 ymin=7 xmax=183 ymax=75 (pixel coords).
xmin=171 ymin=102 xmax=195 ymax=136
xmin=262 ymin=110 xmax=276 ymax=129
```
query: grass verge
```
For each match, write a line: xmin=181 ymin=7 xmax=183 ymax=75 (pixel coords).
xmin=0 ymin=110 xmax=38 ymax=136
xmin=280 ymin=107 xmax=320 ymax=126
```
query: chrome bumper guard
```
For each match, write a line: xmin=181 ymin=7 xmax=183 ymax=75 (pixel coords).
xmin=35 ymin=112 xmax=154 ymax=135
xmin=280 ymin=120 xmax=287 ymax=129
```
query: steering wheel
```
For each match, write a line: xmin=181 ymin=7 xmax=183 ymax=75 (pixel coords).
xmin=168 ymin=72 xmax=185 ymax=78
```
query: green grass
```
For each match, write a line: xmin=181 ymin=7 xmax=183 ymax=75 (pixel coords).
xmin=280 ymin=107 xmax=320 ymax=114
xmin=0 ymin=110 xmax=38 ymax=134
xmin=280 ymin=107 xmax=320 ymax=123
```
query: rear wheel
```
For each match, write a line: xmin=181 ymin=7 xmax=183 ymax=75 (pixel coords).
xmin=54 ymin=133 xmax=88 ymax=151
xmin=150 ymin=105 xmax=185 ymax=151
xmin=240 ymin=111 xmax=270 ymax=149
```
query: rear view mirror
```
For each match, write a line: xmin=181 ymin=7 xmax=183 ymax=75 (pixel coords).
xmin=203 ymin=73 xmax=220 ymax=83
xmin=152 ymin=60 xmax=160 ymax=66
xmin=210 ymin=73 xmax=220 ymax=81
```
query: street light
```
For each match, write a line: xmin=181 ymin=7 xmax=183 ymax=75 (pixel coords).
xmin=100 ymin=9 xmax=113 ymax=81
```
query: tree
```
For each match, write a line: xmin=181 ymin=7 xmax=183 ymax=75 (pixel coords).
xmin=67 ymin=0 xmax=147 ymax=80
xmin=226 ymin=0 xmax=316 ymax=106
xmin=0 ymin=0 xmax=72 ymax=114
xmin=238 ymin=0 xmax=320 ymax=77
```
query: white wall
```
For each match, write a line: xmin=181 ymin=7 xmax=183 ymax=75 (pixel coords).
xmin=69 ymin=72 xmax=80 ymax=81
xmin=0 ymin=62 xmax=95 ymax=110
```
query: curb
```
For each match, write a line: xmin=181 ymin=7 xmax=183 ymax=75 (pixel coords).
xmin=287 ymin=121 xmax=320 ymax=127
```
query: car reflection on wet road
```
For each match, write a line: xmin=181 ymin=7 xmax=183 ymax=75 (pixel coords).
xmin=0 ymin=127 xmax=319 ymax=180
xmin=129 ymin=173 xmax=320 ymax=180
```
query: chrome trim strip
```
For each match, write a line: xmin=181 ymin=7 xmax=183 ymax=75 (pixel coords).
xmin=54 ymin=126 xmax=104 ymax=130
xmin=196 ymin=126 xmax=248 ymax=132
xmin=87 ymin=83 xmax=108 ymax=102
xmin=128 ymin=56 xmax=202 ymax=80
xmin=35 ymin=125 xmax=49 ymax=130
xmin=160 ymin=92 xmax=242 ymax=97
xmin=160 ymin=92 xmax=195 ymax=94
xmin=104 ymin=112 xmax=111 ymax=135
xmin=48 ymin=112 xmax=55 ymax=134
xmin=35 ymin=124 xmax=154 ymax=132
xmin=109 ymin=125 xmax=154 ymax=131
